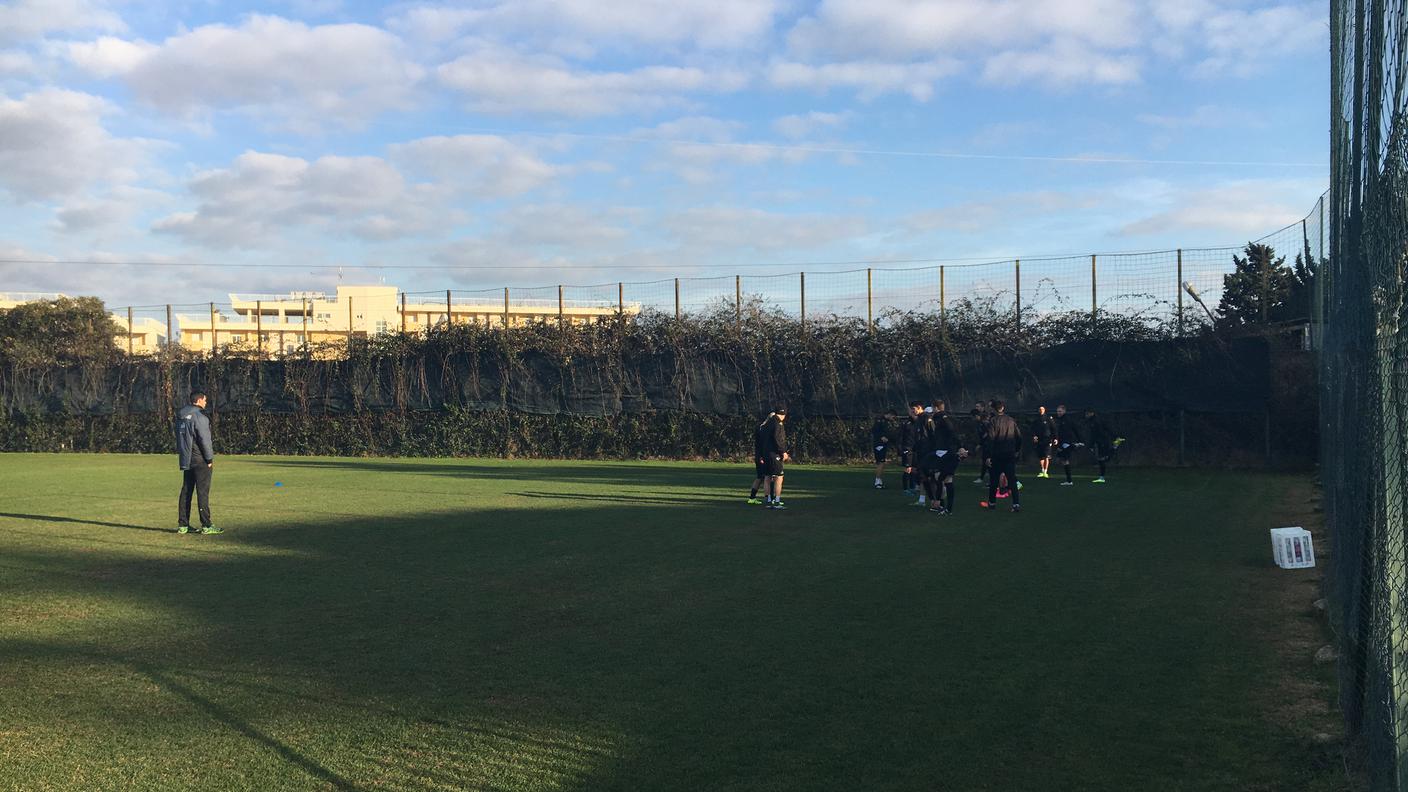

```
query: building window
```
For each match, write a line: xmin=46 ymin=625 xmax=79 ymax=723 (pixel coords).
xmin=375 ymin=320 xmax=389 ymax=334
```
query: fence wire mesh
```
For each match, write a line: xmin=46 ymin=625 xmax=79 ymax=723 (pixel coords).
xmin=1326 ymin=0 xmax=1408 ymax=789
xmin=41 ymin=198 xmax=1331 ymax=360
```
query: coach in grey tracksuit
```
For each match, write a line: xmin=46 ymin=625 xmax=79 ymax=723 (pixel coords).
xmin=175 ymin=391 xmax=215 ymax=532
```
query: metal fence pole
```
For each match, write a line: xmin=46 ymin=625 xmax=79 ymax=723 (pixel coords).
xmin=301 ymin=298 xmax=308 ymax=352
xmin=256 ymin=300 xmax=263 ymax=357
xmin=503 ymin=287 xmax=510 ymax=329
xmin=210 ymin=302 xmax=218 ymax=354
xmin=1176 ymin=248 xmax=1184 ymax=335
xmin=866 ymin=268 xmax=874 ymax=333
xmin=800 ymin=272 xmax=807 ymax=333
xmin=618 ymin=282 xmax=624 ymax=326
xmin=347 ymin=296 xmax=354 ymax=346
xmin=558 ymin=284 xmax=564 ymax=328
xmin=1260 ymin=246 xmax=1270 ymax=323
xmin=401 ymin=292 xmax=407 ymax=334
xmin=1090 ymin=254 xmax=1098 ymax=326
xmin=940 ymin=266 xmax=946 ymax=328
xmin=166 ymin=304 xmax=173 ymax=351
xmin=674 ymin=278 xmax=680 ymax=321
xmin=126 ymin=306 xmax=134 ymax=355
xmin=1014 ymin=259 xmax=1021 ymax=328
xmin=446 ymin=289 xmax=453 ymax=326
xmin=735 ymin=275 xmax=741 ymax=331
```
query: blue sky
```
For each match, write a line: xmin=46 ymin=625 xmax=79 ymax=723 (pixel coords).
xmin=0 ymin=0 xmax=1328 ymax=306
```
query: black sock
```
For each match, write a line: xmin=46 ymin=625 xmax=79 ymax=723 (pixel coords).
xmin=945 ymin=482 xmax=955 ymax=510
xmin=903 ymin=472 xmax=911 ymax=490
xmin=750 ymin=485 xmax=758 ymax=498
xmin=1064 ymin=465 xmax=1072 ymax=483
xmin=1098 ymin=461 xmax=1107 ymax=477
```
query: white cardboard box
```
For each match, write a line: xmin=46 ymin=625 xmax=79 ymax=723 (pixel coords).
xmin=1270 ymin=527 xmax=1316 ymax=569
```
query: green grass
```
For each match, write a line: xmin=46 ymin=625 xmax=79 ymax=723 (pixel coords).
xmin=0 ymin=454 xmax=1344 ymax=791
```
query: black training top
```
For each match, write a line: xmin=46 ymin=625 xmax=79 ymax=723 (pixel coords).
xmin=1086 ymin=415 xmax=1112 ymax=448
xmin=753 ymin=418 xmax=771 ymax=458
xmin=1031 ymin=414 xmax=1055 ymax=442
xmin=1054 ymin=414 xmax=1083 ymax=446
xmin=899 ymin=415 xmax=919 ymax=454
xmin=933 ymin=412 xmax=962 ymax=454
xmin=871 ymin=419 xmax=891 ymax=446
xmin=762 ymin=414 xmax=788 ymax=456
xmin=985 ymin=413 xmax=1023 ymax=457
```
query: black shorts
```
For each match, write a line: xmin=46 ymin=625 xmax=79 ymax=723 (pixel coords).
xmin=1056 ymin=444 xmax=1073 ymax=461
xmin=1093 ymin=444 xmax=1112 ymax=462
xmin=755 ymin=458 xmax=768 ymax=479
xmin=900 ymin=451 xmax=913 ymax=468
xmin=873 ymin=444 xmax=888 ymax=464
xmin=765 ymin=454 xmax=785 ymax=477
xmin=1036 ymin=440 xmax=1052 ymax=460
xmin=921 ymin=453 xmax=960 ymax=478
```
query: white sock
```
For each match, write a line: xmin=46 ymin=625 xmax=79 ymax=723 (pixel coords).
xmin=918 ymin=495 xmax=926 ymax=504
xmin=874 ymin=477 xmax=882 ymax=484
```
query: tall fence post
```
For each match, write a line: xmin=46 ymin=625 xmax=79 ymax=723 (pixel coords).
xmin=735 ymin=275 xmax=741 ymax=331
xmin=866 ymin=268 xmax=874 ymax=334
xmin=1176 ymin=248 xmax=1184 ymax=335
xmin=1260 ymin=246 xmax=1270 ymax=323
xmin=1090 ymin=254 xmax=1098 ymax=327
xmin=256 ymin=300 xmax=263 ymax=357
xmin=1014 ymin=259 xmax=1021 ymax=328
xmin=210 ymin=302 xmax=218 ymax=354
xmin=347 ymin=296 xmax=354 ymax=346
xmin=166 ymin=304 xmax=173 ymax=351
xmin=446 ymin=289 xmax=453 ymax=327
xmin=503 ymin=287 xmax=510 ymax=329
xmin=557 ymin=285 xmax=564 ymax=328
xmin=301 ymin=298 xmax=308 ymax=352
xmin=401 ymin=292 xmax=407 ymax=334
xmin=126 ymin=306 xmax=134 ymax=355
xmin=674 ymin=278 xmax=680 ymax=321
xmin=617 ymin=282 xmax=624 ymax=327
xmin=939 ymin=266 xmax=946 ymax=329
xmin=800 ymin=272 xmax=807 ymax=334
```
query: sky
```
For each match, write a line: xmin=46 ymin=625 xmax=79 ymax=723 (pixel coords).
xmin=0 ymin=0 xmax=1329 ymax=307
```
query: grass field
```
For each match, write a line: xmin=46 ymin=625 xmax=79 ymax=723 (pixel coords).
xmin=0 ymin=454 xmax=1345 ymax=791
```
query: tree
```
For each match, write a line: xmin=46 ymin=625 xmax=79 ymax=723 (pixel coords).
xmin=1217 ymin=243 xmax=1315 ymax=326
xmin=0 ymin=296 xmax=122 ymax=367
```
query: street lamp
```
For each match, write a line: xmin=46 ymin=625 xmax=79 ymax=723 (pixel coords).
xmin=1182 ymin=281 xmax=1218 ymax=325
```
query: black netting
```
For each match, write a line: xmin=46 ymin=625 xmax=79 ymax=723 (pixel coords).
xmin=1327 ymin=1 xmax=1408 ymax=789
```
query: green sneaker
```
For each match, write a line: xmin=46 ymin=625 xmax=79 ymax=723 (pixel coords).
xmin=746 ymin=498 xmax=763 ymax=505
xmin=199 ymin=526 xmax=223 ymax=535
xmin=1092 ymin=477 xmax=1106 ymax=484
xmin=176 ymin=525 xmax=189 ymax=534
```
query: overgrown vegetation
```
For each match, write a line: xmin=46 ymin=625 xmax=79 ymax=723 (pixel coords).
xmin=0 ymin=268 xmax=1313 ymax=465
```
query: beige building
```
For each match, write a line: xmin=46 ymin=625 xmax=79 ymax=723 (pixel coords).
xmin=175 ymin=285 xmax=636 ymax=355
xmin=0 ymin=292 xmax=167 ymax=354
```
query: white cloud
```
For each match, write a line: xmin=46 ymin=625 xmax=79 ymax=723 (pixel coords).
xmin=153 ymin=151 xmax=451 ymax=248
xmin=982 ymin=39 xmax=1140 ymax=86
xmin=437 ymin=49 xmax=748 ymax=116
xmin=633 ymin=117 xmax=810 ymax=184
xmin=0 ymin=0 xmax=124 ymax=46
xmin=772 ymin=110 xmax=849 ymax=139
xmin=1194 ymin=3 xmax=1325 ymax=77
xmin=392 ymin=0 xmax=784 ymax=52
xmin=390 ymin=135 xmax=559 ymax=198
xmin=768 ymin=59 xmax=958 ymax=100
xmin=0 ymin=49 xmax=34 ymax=76
xmin=54 ymin=186 xmax=170 ymax=233
xmin=67 ymin=15 xmax=423 ymax=130
xmin=0 ymin=88 xmax=155 ymax=202
xmin=1119 ymin=179 xmax=1324 ymax=237
xmin=1137 ymin=104 xmax=1267 ymax=129
xmin=662 ymin=206 xmax=866 ymax=252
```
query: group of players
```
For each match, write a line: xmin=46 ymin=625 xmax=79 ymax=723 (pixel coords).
xmin=745 ymin=400 xmax=1120 ymax=513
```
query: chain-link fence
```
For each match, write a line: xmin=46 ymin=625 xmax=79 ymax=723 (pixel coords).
xmin=1325 ymin=1 xmax=1408 ymax=789
xmin=63 ymin=197 xmax=1329 ymax=359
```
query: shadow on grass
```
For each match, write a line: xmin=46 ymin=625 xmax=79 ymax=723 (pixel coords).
xmin=0 ymin=511 xmax=170 ymax=533
xmin=0 ymin=466 xmax=1338 ymax=792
